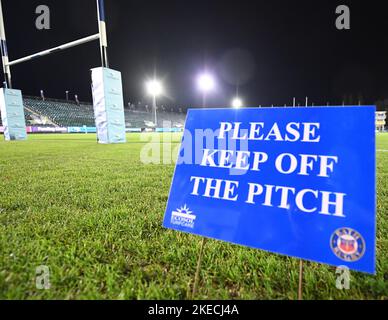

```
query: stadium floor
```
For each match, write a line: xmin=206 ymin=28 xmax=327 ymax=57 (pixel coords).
xmin=0 ymin=133 xmax=387 ymax=299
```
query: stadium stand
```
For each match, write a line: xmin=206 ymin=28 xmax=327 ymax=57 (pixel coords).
xmin=0 ymin=96 xmax=186 ymax=129
xmin=23 ymin=96 xmax=95 ymax=127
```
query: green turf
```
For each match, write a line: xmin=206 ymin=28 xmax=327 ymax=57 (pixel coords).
xmin=0 ymin=133 xmax=387 ymax=300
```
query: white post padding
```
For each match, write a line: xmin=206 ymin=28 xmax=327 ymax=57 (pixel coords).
xmin=0 ymin=88 xmax=27 ymax=140
xmin=91 ymin=67 xmax=126 ymax=144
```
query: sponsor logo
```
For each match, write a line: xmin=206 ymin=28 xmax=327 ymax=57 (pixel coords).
xmin=171 ymin=204 xmax=196 ymax=229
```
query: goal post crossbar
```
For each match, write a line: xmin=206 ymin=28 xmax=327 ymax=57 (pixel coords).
xmin=0 ymin=0 xmax=108 ymax=88
xmin=7 ymin=33 xmax=100 ymax=67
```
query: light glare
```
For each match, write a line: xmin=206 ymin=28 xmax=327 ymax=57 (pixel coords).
xmin=232 ymin=97 xmax=243 ymax=108
xmin=197 ymin=74 xmax=215 ymax=92
xmin=146 ymin=80 xmax=163 ymax=96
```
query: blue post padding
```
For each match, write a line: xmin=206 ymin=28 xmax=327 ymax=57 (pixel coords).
xmin=0 ymin=39 xmax=8 ymax=57
xmin=98 ymin=0 xmax=106 ymax=21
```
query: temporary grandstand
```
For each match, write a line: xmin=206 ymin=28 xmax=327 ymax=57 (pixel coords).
xmin=0 ymin=96 xmax=186 ymax=130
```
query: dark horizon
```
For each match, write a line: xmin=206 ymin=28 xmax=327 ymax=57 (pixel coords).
xmin=2 ymin=0 xmax=388 ymax=110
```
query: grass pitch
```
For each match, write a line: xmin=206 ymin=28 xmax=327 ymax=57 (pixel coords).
xmin=0 ymin=133 xmax=387 ymax=300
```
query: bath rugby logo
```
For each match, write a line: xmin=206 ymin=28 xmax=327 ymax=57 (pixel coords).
xmin=171 ymin=205 xmax=196 ymax=229
xmin=330 ymin=228 xmax=366 ymax=262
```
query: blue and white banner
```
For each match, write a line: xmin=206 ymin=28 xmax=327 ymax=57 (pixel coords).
xmin=156 ymin=127 xmax=184 ymax=133
xmin=163 ymin=106 xmax=376 ymax=274
xmin=67 ymin=126 xmax=96 ymax=133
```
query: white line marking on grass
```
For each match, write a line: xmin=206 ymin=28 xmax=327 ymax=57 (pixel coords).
xmin=377 ymin=149 xmax=388 ymax=152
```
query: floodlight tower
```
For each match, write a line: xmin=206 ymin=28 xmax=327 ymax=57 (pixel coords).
xmin=197 ymin=73 xmax=215 ymax=108
xmin=146 ymin=80 xmax=163 ymax=127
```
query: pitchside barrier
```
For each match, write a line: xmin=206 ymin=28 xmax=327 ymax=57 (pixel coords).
xmin=0 ymin=0 xmax=125 ymax=143
xmin=163 ymin=106 xmax=376 ymax=298
xmin=0 ymin=126 xmax=181 ymax=134
xmin=0 ymin=126 xmax=182 ymax=134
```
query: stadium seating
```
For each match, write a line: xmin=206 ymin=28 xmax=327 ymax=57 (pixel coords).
xmin=23 ymin=97 xmax=95 ymax=127
xmin=1 ymin=96 xmax=186 ymax=128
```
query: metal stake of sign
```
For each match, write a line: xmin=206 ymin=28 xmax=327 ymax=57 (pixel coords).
xmin=192 ymin=238 xmax=207 ymax=298
xmin=298 ymin=260 xmax=304 ymax=300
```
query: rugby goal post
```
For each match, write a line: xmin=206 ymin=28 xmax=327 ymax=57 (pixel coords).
xmin=0 ymin=0 xmax=126 ymax=143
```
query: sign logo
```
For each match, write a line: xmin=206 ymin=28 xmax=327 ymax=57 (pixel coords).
xmin=171 ymin=205 xmax=196 ymax=229
xmin=331 ymin=228 xmax=366 ymax=262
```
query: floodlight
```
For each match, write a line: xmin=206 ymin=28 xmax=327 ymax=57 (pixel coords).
xmin=197 ymin=73 xmax=215 ymax=92
xmin=232 ymin=97 xmax=243 ymax=108
xmin=146 ymin=80 xmax=163 ymax=96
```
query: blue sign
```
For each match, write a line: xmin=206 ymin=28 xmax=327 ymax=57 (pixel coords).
xmin=163 ymin=106 xmax=376 ymax=274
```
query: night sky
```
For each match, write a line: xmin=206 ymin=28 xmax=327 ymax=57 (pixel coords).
xmin=2 ymin=0 xmax=388 ymax=110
